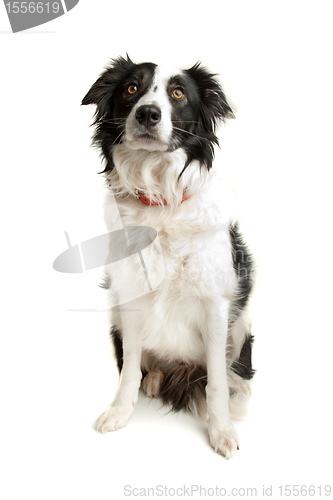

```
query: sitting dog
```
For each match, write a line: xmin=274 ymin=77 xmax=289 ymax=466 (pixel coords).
xmin=82 ymin=56 xmax=255 ymax=459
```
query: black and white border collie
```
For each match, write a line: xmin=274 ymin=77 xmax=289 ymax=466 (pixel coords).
xmin=82 ymin=56 xmax=255 ymax=459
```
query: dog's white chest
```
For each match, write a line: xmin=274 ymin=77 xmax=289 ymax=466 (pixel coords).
xmin=139 ymin=228 xmax=233 ymax=363
xmin=141 ymin=254 xmax=207 ymax=363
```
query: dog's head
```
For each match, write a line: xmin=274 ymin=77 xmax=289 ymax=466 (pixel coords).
xmin=82 ymin=55 xmax=233 ymax=176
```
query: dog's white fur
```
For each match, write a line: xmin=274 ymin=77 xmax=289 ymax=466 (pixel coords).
xmin=95 ymin=67 xmax=252 ymax=459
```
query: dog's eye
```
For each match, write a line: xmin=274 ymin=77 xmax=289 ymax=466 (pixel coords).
xmin=127 ymin=84 xmax=138 ymax=95
xmin=172 ymin=88 xmax=184 ymax=100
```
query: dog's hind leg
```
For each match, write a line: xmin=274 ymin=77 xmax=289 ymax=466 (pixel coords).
xmin=142 ymin=369 xmax=164 ymax=398
xmin=140 ymin=351 xmax=164 ymax=398
xmin=228 ymin=369 xmax=251 ymax=397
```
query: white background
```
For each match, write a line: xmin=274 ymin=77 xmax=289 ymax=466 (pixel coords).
xmin=1 ymin=1 xmax=333 ymax=499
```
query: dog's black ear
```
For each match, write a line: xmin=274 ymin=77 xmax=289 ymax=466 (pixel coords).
xmin=179 ymin=62 xmax=235 ymax=175
xmin=81 ymin=55 xmax=134 ymax=119
xmin=185 ymin=62 xmax=235 ymax=135
xmin=81 ymin=73 xmax=111 ymax=106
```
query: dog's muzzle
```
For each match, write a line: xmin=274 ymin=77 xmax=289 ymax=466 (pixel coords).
xmin=135 ymin=105 xmax=161 ymax=129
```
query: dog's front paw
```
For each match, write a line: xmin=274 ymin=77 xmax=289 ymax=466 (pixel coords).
xmin=96 ymin=404 xmax=134 ymax=434
xmin=208 ymin=423 xmax=240 ymax=459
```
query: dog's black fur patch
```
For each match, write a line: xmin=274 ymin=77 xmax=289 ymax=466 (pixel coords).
xmin=231 ymin=334 xmax=255 ymax=380
xmin=229 ymin=222 xmax=254 ymax=313
xmin=110 ymin=327 xmax=123 ymax=373
xmin=159 ymin=364 xmax=207 ymax=413
xmin=99 ymin=273 xmax=111 ymax=290
xmin=82 ymin=56 xmax=156 ymax=174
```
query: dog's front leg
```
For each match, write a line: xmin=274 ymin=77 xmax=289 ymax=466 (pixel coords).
xmin=96 ymin=314 xmax=142 ymax=434
xmin=202 ymin=298 xmax=240 ymax=459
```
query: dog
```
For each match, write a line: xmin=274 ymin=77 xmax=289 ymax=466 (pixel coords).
xmin=82 ymin=56 xmax=255 ymax=459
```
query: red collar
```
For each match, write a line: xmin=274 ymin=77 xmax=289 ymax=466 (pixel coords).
xmin=138 ymin=191 xmax=190 ymax=206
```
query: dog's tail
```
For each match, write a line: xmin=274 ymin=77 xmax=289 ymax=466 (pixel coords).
xmin=159 ymin=365 xmax=250 ymax=421
xmin=158 ymin=335 xmax=255 ymax=421
xmin=159 ymin=364 xmax=208 ymax=418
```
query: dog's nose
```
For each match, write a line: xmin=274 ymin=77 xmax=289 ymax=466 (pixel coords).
xmin=135 ymin=105 xmax=161 ymax=128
